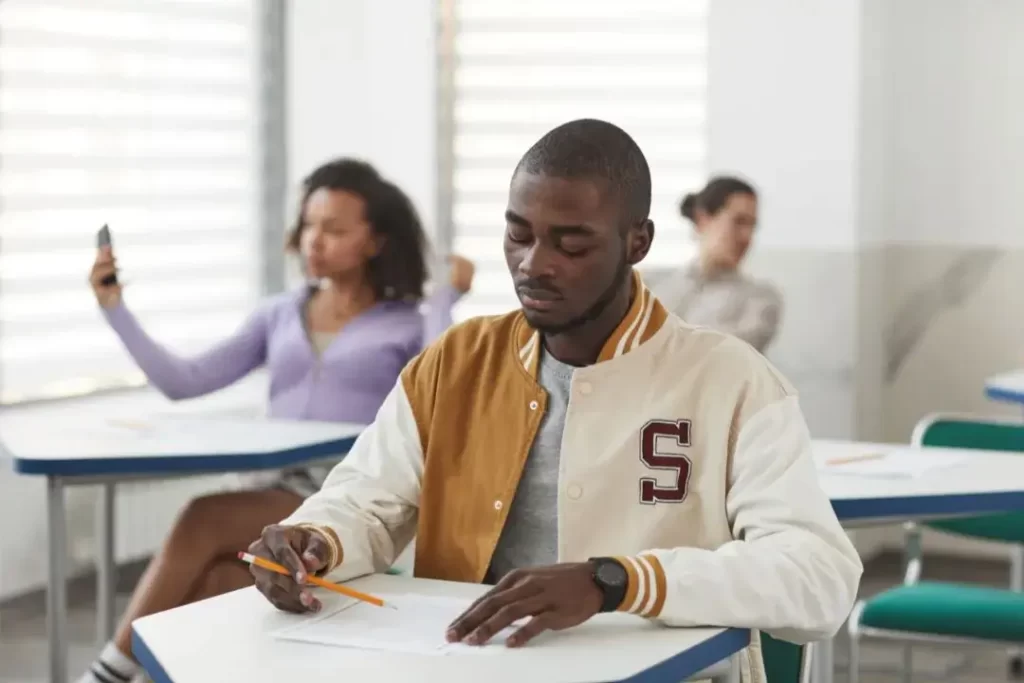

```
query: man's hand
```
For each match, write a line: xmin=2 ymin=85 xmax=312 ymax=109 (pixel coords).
xmin=446 ymin=563 xmax=602 ymax=648
xmin=249 ymin=524 xmax=332 ymax=614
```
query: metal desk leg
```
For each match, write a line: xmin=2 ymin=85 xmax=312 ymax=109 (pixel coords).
xmin=813 ymin=637 xmax=834 ymax=683
xmin=47 ymin=476 xmax=69 ymax=683
xmin=97 ymin=482 xmax=117 ymax=643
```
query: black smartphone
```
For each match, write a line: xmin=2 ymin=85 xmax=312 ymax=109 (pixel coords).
xmin=97 ymin=224 xmax=117 ymax=286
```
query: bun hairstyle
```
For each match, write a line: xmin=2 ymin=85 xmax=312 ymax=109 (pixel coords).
xmin=680 ymin=193 xmax=699 ymax=221
xmin=679 ymin=175 xmax=757 ymax=224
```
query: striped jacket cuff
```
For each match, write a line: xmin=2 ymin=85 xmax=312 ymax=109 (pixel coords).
xmin=295 ymin=523 xmax=344 ymax=574
xmin=613 ymin=554 xmax=667 ymax=618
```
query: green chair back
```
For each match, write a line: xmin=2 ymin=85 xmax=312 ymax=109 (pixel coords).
xmin=761 ymin=634 xmax=808 ymax=683
xmin=915 ymin=416 xmax=1024 ymax=543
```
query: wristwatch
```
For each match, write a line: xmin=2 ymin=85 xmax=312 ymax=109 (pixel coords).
xmin=589 ymin=557 xmax=629 ymax=613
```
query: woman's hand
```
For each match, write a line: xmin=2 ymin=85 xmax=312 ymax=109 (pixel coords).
xmin=449 ymin=254 xmax=475 ymax=294
xmin=89 ymin=246 xmax=123 ymax=309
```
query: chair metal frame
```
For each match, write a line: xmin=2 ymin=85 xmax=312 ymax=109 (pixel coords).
xmin=847 ymin=413 xmax=1024 ymax=683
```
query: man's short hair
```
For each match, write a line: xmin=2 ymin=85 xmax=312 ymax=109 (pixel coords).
xmin=515 ymin=118 xmax=652 ymax=226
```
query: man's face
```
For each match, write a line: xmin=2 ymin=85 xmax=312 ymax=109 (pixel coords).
xmin=503 ymin=171 xmax=650 ymax=334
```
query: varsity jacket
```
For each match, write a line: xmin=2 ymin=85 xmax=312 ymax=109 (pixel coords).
xmin=283 ymin=271 xmax=863 ymax=683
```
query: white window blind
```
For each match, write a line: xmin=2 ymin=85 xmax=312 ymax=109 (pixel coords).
xmin=445 ymin=0 xmax=709 ymax=321
xmin=0 ymin=0 xmax=262 ymax=403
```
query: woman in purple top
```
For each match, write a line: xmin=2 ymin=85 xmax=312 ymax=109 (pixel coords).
xmin=79 ymin=158 xmax=473 ymax=683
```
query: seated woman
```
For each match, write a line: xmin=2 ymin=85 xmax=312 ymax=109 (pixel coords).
xmin=77 ymin=158 xmax=473 ymax=683
xmin=653 ymin=175 xmax=782 ymax=353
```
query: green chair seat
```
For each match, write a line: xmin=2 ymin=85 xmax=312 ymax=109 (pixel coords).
xmin=860 ymin=582 xmax=1024 ymax=642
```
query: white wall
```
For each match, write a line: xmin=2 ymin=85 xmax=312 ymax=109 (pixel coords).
xmin=707 ymin=0 xmax=862 ymax=250
xmin=885 ymin=0 xmax=1024 ymax=248
xmin=287 ymin=0 xmax=437 ymax=238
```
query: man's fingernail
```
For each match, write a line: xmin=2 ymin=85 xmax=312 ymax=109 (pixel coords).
xmin=300 ymin=591 xmax=312 ymax=605
xmin=446 ymin=629 xmax=457 ymax=641
xmin=296 ymin=572 xmax=306 ymax=583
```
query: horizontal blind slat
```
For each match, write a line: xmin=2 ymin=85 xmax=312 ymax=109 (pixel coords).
xmin=0 ymin=3 xmax=251 ymax=46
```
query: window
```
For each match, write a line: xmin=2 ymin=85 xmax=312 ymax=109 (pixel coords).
xmin=0 ymin=0 xmax=265 ymax=403
xmin=440 ymin=0 xmax=709 ymax=320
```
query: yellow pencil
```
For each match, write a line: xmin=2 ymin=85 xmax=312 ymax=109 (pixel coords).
xmin=237 ymin=552 xmax=391 ymax=608
xmin=826 ymin=452 xmax=887 ymax=467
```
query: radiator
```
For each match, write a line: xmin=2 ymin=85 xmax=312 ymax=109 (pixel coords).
xmin=0 ymin=470 xmax=232 ymax=601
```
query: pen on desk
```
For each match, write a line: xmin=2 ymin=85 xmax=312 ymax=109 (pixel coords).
xmin=826 ymin=452 xmax=887 ymax=467
xmin=236 ymin=552 xmax=392 ymax=608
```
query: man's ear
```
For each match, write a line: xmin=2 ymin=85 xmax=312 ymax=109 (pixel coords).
xmin=626 ymin=219 xmax=654 ymax=265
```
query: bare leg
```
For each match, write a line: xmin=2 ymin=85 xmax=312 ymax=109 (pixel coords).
xmin=184 ymin=555 xmax=256 ymax=603
xmin=112 ymin=488 xmax=302 ymax=656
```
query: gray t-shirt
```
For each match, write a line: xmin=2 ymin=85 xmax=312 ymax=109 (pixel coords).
xmin=487 ymin=348 xmax=573 ymax=581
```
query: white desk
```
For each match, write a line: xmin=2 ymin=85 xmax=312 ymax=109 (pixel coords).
xmin=3 ymin=408 xmax=362 ymax=683
xmin=812 ymin=439 xmax=1024 ymax=683
xmin=815 ymin=439 xmax=1024 ymax=526
xmin=985 ymin=370 xmax=1024 ymax=409
xmin=132 ymin=574 xmax=750 ymax=683
xmin=133 ymin=438 xmax=1024 ymax=683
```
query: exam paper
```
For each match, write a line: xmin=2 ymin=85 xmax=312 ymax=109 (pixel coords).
xmin=821 ymin=450 xmax=967 ymax=479
xmin=273 ymin=593 xmax=521 ymax=655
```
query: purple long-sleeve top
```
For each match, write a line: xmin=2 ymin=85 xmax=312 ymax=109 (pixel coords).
xmin=102 ymin=285 xmax=462 ymax=424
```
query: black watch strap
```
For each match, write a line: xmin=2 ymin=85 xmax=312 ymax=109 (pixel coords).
xmin=589 ymin=557 xmax=629 ymax=613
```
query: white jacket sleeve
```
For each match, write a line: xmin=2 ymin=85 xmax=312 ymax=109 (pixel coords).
xmin=614 ymin=396 xmax=863 ymax=643
xmin=280 ymin=381 xmax=423 ymax=583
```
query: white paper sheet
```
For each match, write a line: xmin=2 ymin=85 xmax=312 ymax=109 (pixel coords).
xmin=819 ymin=449 xmax=967 ymax=479
xmin=273 ymin=593 xmax=521 ymax=656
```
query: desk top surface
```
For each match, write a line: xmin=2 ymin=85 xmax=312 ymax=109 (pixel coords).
xmin=985 ymin=370 xmax=1024 ymax=403
xmin=4 ymin=415 xmax=362 ymax=477
xmin=132 ymin=575 xmax=748 ymax=683
xmin=814 ymin=439 xmax=1024 ymax=523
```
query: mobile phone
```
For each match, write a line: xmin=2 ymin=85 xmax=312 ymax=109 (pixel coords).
xmin=97 ymin=224 xmax=118 ymax=286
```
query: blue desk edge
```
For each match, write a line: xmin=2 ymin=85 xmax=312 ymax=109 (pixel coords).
xmin=12 ymin=436 xmax=358 ymax=477
xmin=833 ymin=489 xmax=1024 ymax=521
xmin=133 ymin=622 xmax=750 ymax=683
xmin=985 ymin=385 xmax=1024 ymax=404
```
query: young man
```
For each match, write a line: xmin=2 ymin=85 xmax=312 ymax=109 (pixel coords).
xmin=250 ymin=119 xmax=862 ymax=680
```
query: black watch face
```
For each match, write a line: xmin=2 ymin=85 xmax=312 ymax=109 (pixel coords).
xmin=596 ymin=560 xmax=627 ymax=588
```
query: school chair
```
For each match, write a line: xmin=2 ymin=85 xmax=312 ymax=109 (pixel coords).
xmin=762 ymin=634 xmax=813 ymax=683
xmin=847 ymin=414 xmax=1024 ymax=683
xmin=689 ymin=635 xmax=811 ymax=683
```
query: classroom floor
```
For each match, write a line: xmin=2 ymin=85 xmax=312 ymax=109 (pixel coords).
xmin=0 ymin=554 xmax=1016 ymax=683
